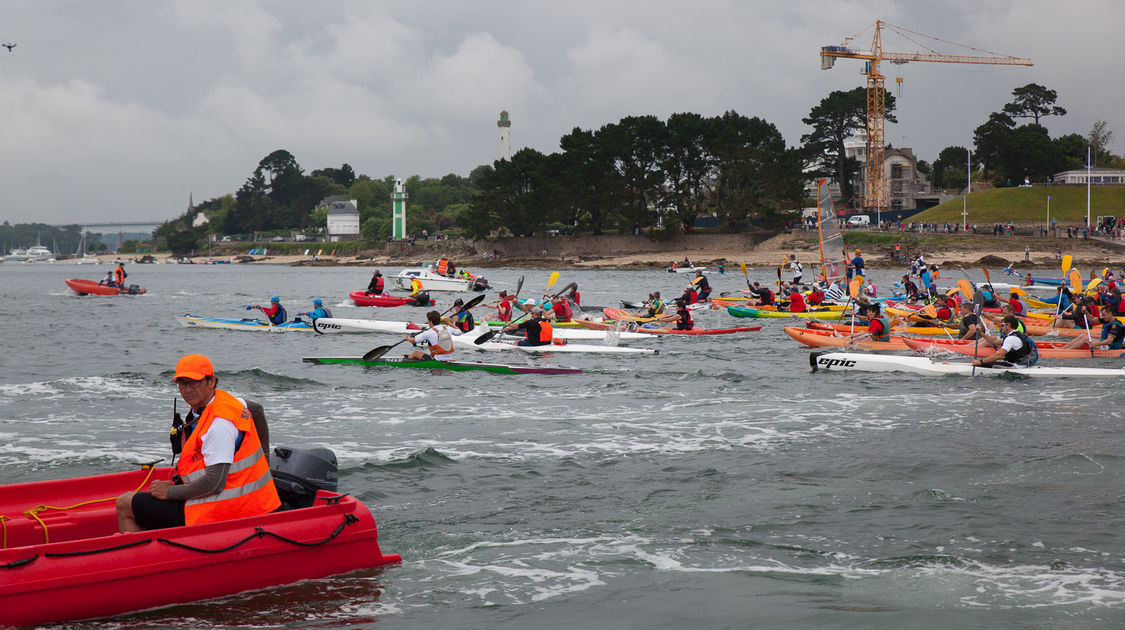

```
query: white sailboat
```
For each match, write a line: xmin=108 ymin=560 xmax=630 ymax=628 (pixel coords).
xmin=815 ymin=178 xmax=848 ymax=286
xmin=72 ymin=229 xmax=101 ymax=264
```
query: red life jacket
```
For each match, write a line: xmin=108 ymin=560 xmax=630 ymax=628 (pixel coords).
xmin=498 ymin=298 xmax=513 ymax=322
xmin=553 ymin=301 xmax=572 ymax=322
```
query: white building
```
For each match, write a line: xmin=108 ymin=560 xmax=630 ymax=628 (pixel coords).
xmin=191 ymin=212 xmax=209 ymax=228
xmin=322 ymin=197 xmax=361 ymax=241
xmin=1053 ymin=167 xmax=1125 ymax=185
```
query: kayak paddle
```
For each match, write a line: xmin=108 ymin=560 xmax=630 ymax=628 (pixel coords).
xmin=740 ymin=263 xmax=751 ymax=291
xmin=362 ymin=294 xmax=485 ymax=361
xmin=514 ymin=275 xmax=524 ymax=297
xmin=476 ymin=282 xmax=576 ymax=345
xmin=1062 ymin=254 xmax=1072 ymax=276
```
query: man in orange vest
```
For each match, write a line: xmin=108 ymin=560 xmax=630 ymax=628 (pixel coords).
xmin=116 ymin=354 xmax=280 ymax=532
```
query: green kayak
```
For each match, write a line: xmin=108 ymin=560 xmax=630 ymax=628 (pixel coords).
xmin=303 ymin=356 xmax=581 ymax=374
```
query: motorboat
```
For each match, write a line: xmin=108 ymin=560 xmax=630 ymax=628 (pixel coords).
xmin=394 ymin=266 xmax=488 ymax=292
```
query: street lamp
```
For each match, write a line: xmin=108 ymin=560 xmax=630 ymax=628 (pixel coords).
xmin=1046 ymin=195 xmax=1051 ymax=233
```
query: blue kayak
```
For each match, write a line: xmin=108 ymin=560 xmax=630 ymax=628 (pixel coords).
xmin=175 ymin=314 xmax=314 ymax=332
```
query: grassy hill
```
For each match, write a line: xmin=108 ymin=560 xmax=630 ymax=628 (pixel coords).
xmin=913 ymin=186 xmax=1125 ymax=224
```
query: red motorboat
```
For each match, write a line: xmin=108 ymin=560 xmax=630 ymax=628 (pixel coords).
xmin=349 ymin=290 xmax=433 ymax=307
xmin=65 ymin=278 xmax=146 ymax=296
xmin=0 ymin=460 xmax=400 ymax=626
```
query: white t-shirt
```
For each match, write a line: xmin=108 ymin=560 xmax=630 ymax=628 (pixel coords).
xmin=196 ymin=394 xmax=244 ymax=466
xmin=414 ymin=324 xmax=462 ymax=360
xmin=789 ymin=260 xmax=802 ymax=276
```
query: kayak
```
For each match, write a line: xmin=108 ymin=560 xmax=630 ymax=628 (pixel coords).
xmin=65 ymin=278 xmax=146 ymax=296
xmin=310 ymin=318 xmax=649 ymax=340
xmin=303 ymin=356 xmax=582 ymax=374
xmin=176 ymin=314 xmax=314 ymax=332
xmin=667 ymin=266 xmax=706 ymax=273
xmin=784 ymin=326 xmax=910 ymax=351
xmin=349 ymin=290 xmax=434 ymax=307
xmin=808 ymin=350 xmax=1125 ymax=378
xmin=901 ymin=336 xmax=1125 ymax=359
xmin=572 ymin=319 xmax=761 ymax=335
xmin=456 ymin=328 xmax=657 ymax=354
xmin=727 ymin=305 xmax=845 ymax=320
xmin=0 ymin=463 xmax=399 ymax=627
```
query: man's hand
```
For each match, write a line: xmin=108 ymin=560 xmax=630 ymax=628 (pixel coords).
xmin=150 ymin=479 xmax=172 ymax=500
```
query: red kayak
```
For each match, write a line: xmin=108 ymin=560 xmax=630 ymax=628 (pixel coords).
xmin=0 ymin=466 xmax=400 ymax=626
xmin=65 ymin=278 xmax=146 ymax=296
xmin=349 ymin=290 xmax=434 ymax=307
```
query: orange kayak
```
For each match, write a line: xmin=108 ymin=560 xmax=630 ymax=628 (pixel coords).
xmin=784 ymin=326 xmax=911 ymax=351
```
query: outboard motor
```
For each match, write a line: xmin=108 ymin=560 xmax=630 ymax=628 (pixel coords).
xmin=270 ymin=445 xmax=339 ymax=509
xmin=471 ymin=277 xmax=489 ymax=291
xmin=411 ymin=290 xmax=432 ymax=306
xmin=127 ymin=284 xmax=142 ymax=295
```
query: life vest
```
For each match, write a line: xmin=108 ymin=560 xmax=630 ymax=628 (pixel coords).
xmin=536 ymin=319 xmax=553 ymax=344
xmin=553 ymin=301 xmax=573 ymax=322
xmin=176 ymin=390 xmax=280 ymax=526
xmin=676 ymin=308 xmax=693 ymax=331
xmin=936 ymin=306 xmax=953 ymax=321
xmin=959 ymin=313 xmax=980 ymax=339
xmin=869 ymin=316 xmax=891 ymax=342
xmin=687 ymin=289 xmax=699 ymax=304
xmin=1009 ymin=297 xmax=1026 ymax=315
xmin=436 ymin=259 xmax=450 ymax=275
xmin=372 ymin=276 xmax=384 ymax=294
xmin=568 ymin=289 xmax=580 ymax=305
xmin=452 ymin=310 xmax=474 ymax=332
xmin=411 ymin=278 xmax=423 ymax=294
xmin=788 ymin=293 xmax=806 ymax=313
xmin=428 ymin=325 xmax=455 ymax=357
xmin=498 ymin=299 xmax=513 ymax=322
xmin=1004 ymin=330 xmax=1038 ymax=366
xmin=269 ymin=305 xmax=286 ymax=324
xmin=114 ymin=266 xmax=126 ymax=284
xmin=1102 ymin=321 xmax=1125 ymax=349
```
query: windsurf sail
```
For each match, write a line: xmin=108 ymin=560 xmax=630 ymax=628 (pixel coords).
xmin=816 ymin=178 xmax=848 ymax=286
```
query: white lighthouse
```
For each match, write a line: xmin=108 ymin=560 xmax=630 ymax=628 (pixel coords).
xmin=497 ymin=110 xmax=511 ymax=161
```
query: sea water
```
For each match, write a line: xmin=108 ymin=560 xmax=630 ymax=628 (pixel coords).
xmin=1 ymin=262 xmax=1123 ymax=629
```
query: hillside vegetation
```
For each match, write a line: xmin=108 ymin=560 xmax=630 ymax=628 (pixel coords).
xmin=914 ymin=186 xmax=1125 ymax=224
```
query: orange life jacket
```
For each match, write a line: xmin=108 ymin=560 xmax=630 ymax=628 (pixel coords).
xmin=436 ymin=259 xmax=450 ymax=275
xmin=176 ymin=390 xmax=280 ymax=526
xmin=537 ymin=320 xmax=553 ymax=343
xmin=114 ymin=267 xmax=125 ymax=284
xmin=429 ymin=325 xmax=455 ymax=357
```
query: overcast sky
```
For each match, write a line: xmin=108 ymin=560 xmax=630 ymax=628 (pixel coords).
xmin=0 ymin=0 xmax=1119 ymax=225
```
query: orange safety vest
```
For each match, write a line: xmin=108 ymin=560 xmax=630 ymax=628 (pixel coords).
xmin=411 ymin=278 xmax=423 ymax=294
xmin=436 ymin=259 xmax=450 ymax=275
xmin=114 ymin=267 xmax=125 ymax=284
xmin=429 ymin=325 xmax=455 ymax=357
xmin=537 ymin=320 xmax=553 ymax=343
xmin=176 ymin=390 xmax=280 ymax=526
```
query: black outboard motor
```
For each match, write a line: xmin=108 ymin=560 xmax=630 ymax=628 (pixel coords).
xmin=471 ymin=277 xmax=489 ymax=292
xmin=270 ymin=445 xmax=339 ymax=509
xmin=411 ymin=290 xmax=432 ymax=306
xmin=127 ymin=284 xmax=142 ymax=295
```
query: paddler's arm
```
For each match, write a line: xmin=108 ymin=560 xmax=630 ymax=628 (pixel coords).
xmin=971 ymin=346 xmax=1008 ymax=367
xmin=152 ymin=463 xmax=232 ymax=500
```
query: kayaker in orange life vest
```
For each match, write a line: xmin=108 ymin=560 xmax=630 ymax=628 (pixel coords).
xmin=115 ymin=354 xmax=280 ymax=532
xmin=405 ymin=310 xmax=461 ymax=360
xmin=503 ymin=307 xmax=553 ymax=346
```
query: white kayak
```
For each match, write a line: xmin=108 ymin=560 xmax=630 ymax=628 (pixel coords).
xmin=667 ymin=266 xmax=707 ymax=274
xmin=311 ymin=317 xmax=650 ymax=341
xmin=809 ymin=351 xmax=1125 ymax=378
xmin=176 ymin=314 xmax=314 ymax=332
xmin=457 ymin=328 xmax=657 ymax=354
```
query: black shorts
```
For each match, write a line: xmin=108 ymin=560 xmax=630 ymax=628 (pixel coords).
xmin=132 ymin=492 xmax=186 ymax=530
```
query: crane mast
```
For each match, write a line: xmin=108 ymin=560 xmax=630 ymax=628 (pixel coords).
xmin=820 ymin=20 xmax=1032 ymax=221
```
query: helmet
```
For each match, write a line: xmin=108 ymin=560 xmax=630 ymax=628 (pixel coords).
xmin=271 ymin=296 xmax=280 ymax=303
xmin=312 ymin=298 xmax=323 ymax=306
xmin=453 ymin=298 xmax=464 ymax=306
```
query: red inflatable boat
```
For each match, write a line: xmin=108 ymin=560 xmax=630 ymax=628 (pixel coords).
xmin=349 ymin=290 xmax=434 ymax=307
xmin=0 ymin=466 xmax=400 ymax=626
xmin=65 ymin=278 xmax=146 ymax=296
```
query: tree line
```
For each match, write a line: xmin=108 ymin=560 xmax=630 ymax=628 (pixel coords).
xmin=151 ymin=81 xmax=1119 ymax=253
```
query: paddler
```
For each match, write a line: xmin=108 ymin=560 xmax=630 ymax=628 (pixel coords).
xmin=366 ymin=269 xmax=384 ymax=295
xmin=900 ymin=275 xmax=920 ymax=302
xmin=502 ymin=306 xmax=553 ymax=346
xmin=252 ymin=296 xmax=287 ymax=324
xmin=296 ymin=298 xmax=332 ymax=321
xmin=1061 ymin=306 xmax=1125 ymax=350
xmin=693 ymin=270 xmax=711 ymax=300
xmin=448 ymin=298 xmax=476 ymax=332
xmin=806 ymin=284 xmax=825 ymax=306
xmin=749 ymin=282 xmax=775 ymax=306
xmin=785 ymin=286 xmax=807 ymax=313
xmin=483 ymin=290 xmax=516 ymax=322
xmin=656 ymin=298 xmax=693 ymax=331
xmin=565 ymin=283 xmax=581 ymax=306
xmin=971 ymin=316 xmax=1039 ymax=368
xmin=549 ymin=294 xmax=573 ymax=323
xmin=957 ymin=301 xmax=989 ymax=343
xmin=851 ymin=304 xmax=890 ymax=343
xmin=1008 ymin=290 xmax=1030 ymax=316
xmin=405 ymin=310 xmax=462 ymax=360
xmin=787 ymin=254 xmax=803 ymax=285
xmin=115 ymin=354 xmax=280 ymax=532
xmin=848 ymin=249 xmax=864 ymax=280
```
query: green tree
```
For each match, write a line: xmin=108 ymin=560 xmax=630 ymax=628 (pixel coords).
xmin=708 ymin=111 xmax=802 ymax=230
xmin=600 ymin=115 xmax=667 ymax=231
xmin=972 ymin=112 xmax=1016 ymax=182
xmin=659 ymin=112 xmax=714 ymax=232
xmin=933 ymin=146 xmax=969 ymax=191
xmin=1088 ymin=120 xmax=1114 ymax=166
xmin=801 ymin=87 xmax=897 ymax=201
xmin=1002 ymin=83 xmax=1066 ymax=126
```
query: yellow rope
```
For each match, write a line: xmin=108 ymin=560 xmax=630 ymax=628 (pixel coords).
xmin=0 ymin=515 xmax=8 ymax=549
xmin=7 ymin=467 xmax=159 ymax=547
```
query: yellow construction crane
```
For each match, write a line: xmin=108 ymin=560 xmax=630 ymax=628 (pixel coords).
xmin=820 ymin=20 xmax=1032 ymax=220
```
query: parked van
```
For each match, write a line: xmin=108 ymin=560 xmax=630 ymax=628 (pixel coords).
xmin=846 ymin=215 xmax=871 ymax=227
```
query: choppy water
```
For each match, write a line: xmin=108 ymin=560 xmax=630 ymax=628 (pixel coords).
xmin=2 ymin=262 xmax=1124 ymax=629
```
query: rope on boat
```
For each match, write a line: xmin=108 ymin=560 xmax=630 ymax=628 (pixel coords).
xmin=157 ymin=513 xmax=360 ymax=553
xmin=1 ymin=553 xmax=37 ymax=569
xmin=45 ymin=538 xmax=152 ymax=558
xmin=2 ymin=466 xmax=158 ymax=548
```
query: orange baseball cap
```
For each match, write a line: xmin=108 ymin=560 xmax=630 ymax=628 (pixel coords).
xmin=171 ymin=354 xmax=214 ymax=382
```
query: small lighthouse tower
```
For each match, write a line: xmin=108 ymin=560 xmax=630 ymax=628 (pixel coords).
xmin=497 ymin=110 xmax=511 ymax=161
xmin=392 ymin=178 xmax=408 ymax=240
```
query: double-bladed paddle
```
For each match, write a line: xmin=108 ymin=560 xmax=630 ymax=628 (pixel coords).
xmin=475 ymin=282 xmax=577 ymax=345
xmin=362 ymin=293 xmax=485 ymax=361
xmin=741 ymin=263 xmax=751 ymax=291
